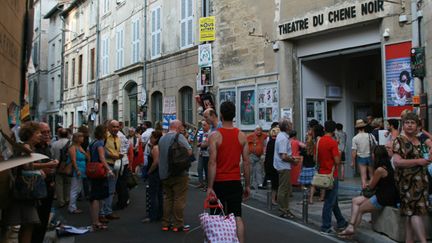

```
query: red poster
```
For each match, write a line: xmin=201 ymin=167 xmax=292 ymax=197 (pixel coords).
xmin=385 ymin=41 xmax=413 ymax=118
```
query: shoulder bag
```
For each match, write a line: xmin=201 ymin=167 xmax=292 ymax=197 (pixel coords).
xmin=13 ymin=170 xmax=47 ymax=200
xmin=85 ymin=141 xmax=107 ymax=179
xmin=311 ymin=138 xmax=335 ymax=189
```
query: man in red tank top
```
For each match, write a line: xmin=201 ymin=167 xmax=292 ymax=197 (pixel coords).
xmin=207 ymin=101 xmax=251 ymax=243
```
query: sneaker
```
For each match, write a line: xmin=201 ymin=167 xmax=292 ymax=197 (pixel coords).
xmin=258 ymin=184 xmax=267 ymax=190
xmin=320 ymin=228 xmax=336 ymax=235
xmin=161 ymin=226 xmax=170 ymax=231
xmin=172 ymin=225 xmax=190 ymax=232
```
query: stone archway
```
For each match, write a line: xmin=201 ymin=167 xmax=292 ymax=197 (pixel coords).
xmin=124 ymin=81 xmax=138 ymax=127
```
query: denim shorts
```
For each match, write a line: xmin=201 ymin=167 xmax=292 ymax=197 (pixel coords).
xmin=369 ymin=195 xmax=383 ymax=209
xmin=357 ymin=156 xmax=372 ymax=166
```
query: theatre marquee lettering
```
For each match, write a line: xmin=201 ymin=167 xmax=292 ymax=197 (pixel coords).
xmin=278 ymin=0 xmax=389 ymax=39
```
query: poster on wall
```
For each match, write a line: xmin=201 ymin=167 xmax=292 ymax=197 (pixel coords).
xmin=200 ymin=66 xmax=213 ymax=86
xmin=239 ymin=88 xmax=256 ymax=127
xmin=219 ymin=89 xmax=236 ymax=105
xmin=163 ymin=96 xmax=176 ymax=114
xmin=257 ymin=84 xmax=279 ymax=129
xmin=385 ymin=41 xmax=414 ymax=118
xmin=198 ymin=44 xmax=212 ymax=67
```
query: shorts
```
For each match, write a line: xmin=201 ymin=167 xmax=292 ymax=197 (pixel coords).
xmin=357 ymin=156 xmax=372 ymax=166
xmin=212 ymin=180 xmax=243 ymax=217
xmin=369 ymin=195 xmax=383 ymax=209
xmin=298 ymin=167 xmax=315 ymax=185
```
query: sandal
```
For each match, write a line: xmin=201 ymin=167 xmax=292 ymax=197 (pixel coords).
xmin=338 ymin=225 xmax=355 ymax=236
xmin=92 ymin=223 xmax=108 ymax=231
xmin=280 ymin=211 xmax=295 ymax=219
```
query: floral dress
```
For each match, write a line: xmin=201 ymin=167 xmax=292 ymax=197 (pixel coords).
xmin=392 ymin=135 xmax=429 ymax=216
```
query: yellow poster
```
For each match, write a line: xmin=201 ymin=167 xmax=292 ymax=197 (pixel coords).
xmin=199 ymin=16 xmax=215 ymax=42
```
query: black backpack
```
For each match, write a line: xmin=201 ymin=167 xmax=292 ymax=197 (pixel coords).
xmin=168 ymin=133 xmax=191 ymax=176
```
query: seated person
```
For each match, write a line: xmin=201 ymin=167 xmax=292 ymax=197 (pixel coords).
xmin=338 ymin=145 xmax=399 ymax=238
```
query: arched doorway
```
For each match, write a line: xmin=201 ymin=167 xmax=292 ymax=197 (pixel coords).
xmin=151 ymin=91 xmax=163 ymax=124
xmin=112 ymin=100 xmax=119 ymax=120
xmin=124 ymin=81 xmax=138 ymax=127
xmin=101 ymin=102 xmax=108 ymax=123
xmin=179 ymin=86 xmax=193 ymax=124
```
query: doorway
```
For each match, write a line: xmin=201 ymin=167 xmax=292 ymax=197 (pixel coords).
xmin=301 ymin=47 xmax=383 ymax=178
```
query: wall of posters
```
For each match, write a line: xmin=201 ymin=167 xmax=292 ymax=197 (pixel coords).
xmin=218 ymin=83 xmax=278 ymax=130
xmin=257 ymin=84 xmax=279 ymax=129
xmin=385 ymin=41 xmax=413 ymax=118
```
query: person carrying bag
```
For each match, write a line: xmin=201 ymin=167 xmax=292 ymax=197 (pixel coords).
xmin=311 ymin=138 xmax=335 ymax=189
xmin=199 ymin=195 xmax=239 ymax=243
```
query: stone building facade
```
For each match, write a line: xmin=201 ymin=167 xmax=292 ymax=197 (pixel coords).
xmin=61 ymin=0 xmax=98 ymax=128
xmin=44 ymin=3 xmax=64 ymax=131
xmin=28 ymin=0 xmax=56 ymax=121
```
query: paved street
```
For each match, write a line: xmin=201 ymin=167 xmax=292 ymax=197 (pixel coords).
xmin=57 ymin=178 xmax=343 ymax=243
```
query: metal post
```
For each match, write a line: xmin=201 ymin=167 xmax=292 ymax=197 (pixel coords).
xmin=302 ymin=187 xmax=309 ymax=223
xmin=266 ymin=180 xmax=272 ymax=210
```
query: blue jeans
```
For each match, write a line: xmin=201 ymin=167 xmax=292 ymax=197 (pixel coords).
xmin=321 ymin=180 xmax=347 ymax=231
xmin=100 ymin=173 xmax=116 ymax=216
xmin=148 ymin=171 xmax=163 ymax=221
xmin=197 ymin=156 xmax=209 ymax=184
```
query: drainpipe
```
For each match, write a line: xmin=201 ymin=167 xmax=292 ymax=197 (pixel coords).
xmin=141 ymin=0 xmax=148 ymax=121
xmin=60 ymin=13 xmax=66 ymax=117
xmin=95 ymin=0 xmax=101 ymax=125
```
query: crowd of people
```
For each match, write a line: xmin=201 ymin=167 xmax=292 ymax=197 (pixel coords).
xmin=2 ymin=101 xmax=432 ymax=243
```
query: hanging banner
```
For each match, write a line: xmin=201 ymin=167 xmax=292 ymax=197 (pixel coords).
xmin=199 ymin=16 xmax=216 ymax=42
xmin=198 ymin=44 xmax=212 ymax=67
xmin=385 ymin=41 xmax=413 ymax=118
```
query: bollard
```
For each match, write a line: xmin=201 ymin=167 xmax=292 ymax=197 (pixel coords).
xmin=146 ymin=184 xmax=151 ymax=216
xmin=302 ymin=187 xmax=308 ymax=223
xmin=266 ymin=180 xmax=272 ymax=210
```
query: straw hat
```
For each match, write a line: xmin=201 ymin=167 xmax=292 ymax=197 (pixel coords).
xmin=355 ymin=119 xmax=367 ymax=128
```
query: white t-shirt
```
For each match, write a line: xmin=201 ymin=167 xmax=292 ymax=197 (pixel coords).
xmin=141 ymin=128 xmax=154 ymax=144
xmin=352 ymin=132 xmax=376 ymax=158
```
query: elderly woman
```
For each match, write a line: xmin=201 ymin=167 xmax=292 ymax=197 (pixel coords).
xmin=2 ymin=122 xmax=42 ymax=243
xmin=392 ymin=112 xmax=430 ymax=243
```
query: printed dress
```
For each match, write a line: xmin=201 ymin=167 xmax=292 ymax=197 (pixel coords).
xmin=392 ymin=135 xmax=429 ymax=216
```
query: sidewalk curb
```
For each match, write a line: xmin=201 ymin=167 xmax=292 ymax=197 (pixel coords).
xmin=250 ymin=190 xmax=396 ymax=243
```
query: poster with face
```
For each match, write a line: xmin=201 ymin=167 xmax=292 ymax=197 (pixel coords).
xmin=200 ymin=66 xmax=213 ymax=86
xmin=240 ymin=89 xmax=255 ymax=126
xmin=199 ymin=92 xmax=216 ymax=110
xmin=219 ymin=89 xmax=236 ymax=105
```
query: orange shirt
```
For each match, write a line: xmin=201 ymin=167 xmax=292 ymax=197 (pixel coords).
xmin=247 ymin=133 xmax=267 ymax=157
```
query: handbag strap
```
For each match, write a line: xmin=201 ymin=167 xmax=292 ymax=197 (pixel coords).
xmin=314 ymin=137 xmax=320 ymax=164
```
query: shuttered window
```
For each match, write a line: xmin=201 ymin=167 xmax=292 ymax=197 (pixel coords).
xmin=116 ymin=27 xmax=124 ymax=69
xmin=132 ymin=19 xmax=140 ymax=63
xmin=180 ymin=0 xmax=193 ymax=48
xmin=151 ymin=7 xmax=161 ymax=58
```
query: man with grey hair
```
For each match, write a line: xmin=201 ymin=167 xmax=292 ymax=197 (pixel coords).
xmin=247 ymin=125 xmax=267 ymax=189
xmin=158 ymin=120 xmax=192 ymax=232
xmin=273 ymin=118 xmax=297 ymax=219
xmin=203 ymin=108 xmax=221 ymax=132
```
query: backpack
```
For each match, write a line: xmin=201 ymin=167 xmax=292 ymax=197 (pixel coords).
xmin=59 ymin=141 xmax=71 ymax=164
xmin=57 ymin=141 xmax=72 ymax=176
xmin=168 ymin=133 xmax=191 ymax=176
